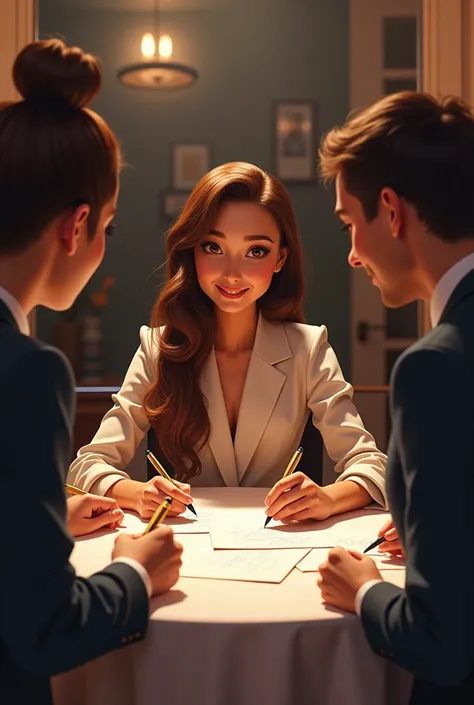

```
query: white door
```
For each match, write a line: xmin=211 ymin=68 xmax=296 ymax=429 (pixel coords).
xmin=349 ymin=0 xmax=420 ymax=451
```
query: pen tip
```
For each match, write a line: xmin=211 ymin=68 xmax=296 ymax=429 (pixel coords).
xmin=264 ymin=516 xmax=271 ymax=528
xmin=188 ymin=504 xmax=198 ymax=517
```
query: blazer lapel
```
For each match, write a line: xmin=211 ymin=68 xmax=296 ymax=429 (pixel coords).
xmin=234 ymin=315 xmax=291 ymax=481
xmin=200 ymin=350 xmax=239 ymax=486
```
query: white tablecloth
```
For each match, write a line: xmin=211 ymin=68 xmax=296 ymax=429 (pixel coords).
xmin=52 ymin=488 xmax=413 ymax=705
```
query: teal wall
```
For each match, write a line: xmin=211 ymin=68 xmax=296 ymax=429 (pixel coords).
xmin=38 ymin=0 xmax=351 ymax=377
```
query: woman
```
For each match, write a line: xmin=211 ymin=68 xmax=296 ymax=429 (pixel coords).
xmin=0 ymin=39 xmax=181 ymax=705
xmin=69 ymin=162 xmax=387 ymax=521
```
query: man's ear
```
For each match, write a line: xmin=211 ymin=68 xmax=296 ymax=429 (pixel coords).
xmin=275 ymin=247 xmax=288 ymax=273
xmin=61 ymin=205 xmax=90 ymax=256
xmin=380 ymin=187 xmax=403 ymax=239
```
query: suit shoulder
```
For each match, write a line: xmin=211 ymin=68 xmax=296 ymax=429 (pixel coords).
xmin=392 ymin=341 xmax=458 ymax=389
xmin=0 ymin=330 xmax=73 ymax=388
xmin=138 ymin=325 xmax=162 ymax=353
xmin=281 ymin=321 xmax=328 ymax=354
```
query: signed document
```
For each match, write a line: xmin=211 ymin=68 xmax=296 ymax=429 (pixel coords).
xmin=179 ymin=535 xmax=310 ymax=583
xmin=209 ymin=509 xmax=390 ymax=551
xmin=296 ymin=548 xmax=406 ymax=572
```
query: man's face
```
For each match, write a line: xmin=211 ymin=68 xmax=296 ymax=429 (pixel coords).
xmin=335 ymin=174 xmax=416 ymax=308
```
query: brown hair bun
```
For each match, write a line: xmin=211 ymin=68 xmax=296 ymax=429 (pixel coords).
xmin=13 ymin=38 xmax=101 ymax=109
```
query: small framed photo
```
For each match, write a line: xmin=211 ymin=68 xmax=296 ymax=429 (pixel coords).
xmin=172 ymin=144 xmax=210 ymax=190
xmin=273 ymin=101 xmax=318 ymax=182
xmin=160 ymin=190 xmax=190 ymax=221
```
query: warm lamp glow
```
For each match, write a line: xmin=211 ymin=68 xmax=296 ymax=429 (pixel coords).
xmin=141 ymin=32 xmax=156 ymax=59
xmin=158 ymin=34 xmax=173 ymax=59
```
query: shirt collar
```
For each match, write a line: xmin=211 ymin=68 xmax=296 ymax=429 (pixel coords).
xmin=0 ymin=286 xmax=30 ymax=336
xmin=430 ymin=253 xmax=474 ymax=328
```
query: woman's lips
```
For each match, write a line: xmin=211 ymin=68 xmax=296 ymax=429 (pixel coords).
xmin=216 ymin=285 xmax=249 ymax=299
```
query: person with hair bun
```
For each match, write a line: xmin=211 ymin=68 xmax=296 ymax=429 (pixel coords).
xmin=0 ymin=39 xmax=182 ymax=705
xmin=69 ymin=161 xmax=387 ymax=524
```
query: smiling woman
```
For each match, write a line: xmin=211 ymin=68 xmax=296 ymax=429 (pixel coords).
xmin=68 ymin=161 xmax=388 ymax=527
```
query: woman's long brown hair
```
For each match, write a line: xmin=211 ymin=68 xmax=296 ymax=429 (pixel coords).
xmin=143 ymin=161 xmax=305 ymax=480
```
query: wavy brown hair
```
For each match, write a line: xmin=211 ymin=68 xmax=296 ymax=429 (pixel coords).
xmin=143 ymin=161 xmax=305 ymax=480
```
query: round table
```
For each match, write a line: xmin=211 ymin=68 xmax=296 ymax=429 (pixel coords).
xmin=52 ymin=488 xmax=412 ymax=705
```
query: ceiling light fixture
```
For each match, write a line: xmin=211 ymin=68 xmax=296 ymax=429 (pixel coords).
xmin=118 ymin=0 xmax=198 ymax=89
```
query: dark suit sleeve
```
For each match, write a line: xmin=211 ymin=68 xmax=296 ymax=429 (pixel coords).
xmin=0 ymin=347 xmax=149 ymax=677
xmin=360 ymin=347 xmax=474 ymax=687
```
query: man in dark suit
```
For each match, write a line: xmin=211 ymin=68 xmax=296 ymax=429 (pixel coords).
xmin=316 ymin=91 xmax=474 ymax=704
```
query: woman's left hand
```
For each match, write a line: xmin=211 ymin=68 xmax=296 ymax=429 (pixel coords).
xmin=264 ymin=472 xmax=335 ymax=522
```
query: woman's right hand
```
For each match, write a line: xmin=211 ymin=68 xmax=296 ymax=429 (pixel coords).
xmin=377 ymin=517 xmax=405 ymax=557
xmin=137 ymin=476 xmax=193 ymax=519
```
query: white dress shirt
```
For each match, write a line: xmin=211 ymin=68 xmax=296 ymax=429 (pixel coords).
xmin=354 ymin=252 xmax=474 ymax=615
xmin=430 ymin=252 xmax=474 ymax=327
xmin=0 ymin=286 xmax=30 ymax=336
xmin=0 ymin=286 xmax=152 ymax=598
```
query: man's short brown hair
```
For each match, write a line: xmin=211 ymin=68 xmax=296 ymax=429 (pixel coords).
xmin=319 ymin=91 xmax=474 ymax=242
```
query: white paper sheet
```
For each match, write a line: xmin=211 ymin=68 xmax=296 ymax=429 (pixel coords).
xmin=209 ymin=509 xmax=391 ymax=551
xmin=164 ymin=510 xmax=212 ymax=534
xmin=179 ymin=535 xmax=310 ymax=582
xmin=296 ymin=548 xmax=406 ymax=572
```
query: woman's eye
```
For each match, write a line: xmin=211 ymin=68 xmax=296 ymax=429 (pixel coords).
xmin=105 ymin=222 xmax=116 ymax=237
xmin=247 ymin=246 xmax=270 ymax=259
xmin=340 ymin=223 xmax=352 ymax=233
xmin=200 ymin=241 xmax=222 ymax=255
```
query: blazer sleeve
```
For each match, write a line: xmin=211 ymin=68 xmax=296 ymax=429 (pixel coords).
xmin=360 ymin=347 xmax=474 ymax=687
xmin=0 ymin=346 xmax=149 ymax=677
xmin=306 ymin=326 xmax=387 ymax=507
xmin=68 ymin=326 xmax=157 ymax=495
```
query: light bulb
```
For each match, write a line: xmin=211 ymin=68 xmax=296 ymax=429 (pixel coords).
xmin=158 ymin=34 xmax=173 ymax=60
xmin=141 ymin=32 xmax=156 ymax=59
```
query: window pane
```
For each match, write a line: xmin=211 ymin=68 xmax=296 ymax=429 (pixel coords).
xmin=384 ymin=77 xmax=417 ymax=95
xmin=383 ymin=16 xmax=417 ymax=69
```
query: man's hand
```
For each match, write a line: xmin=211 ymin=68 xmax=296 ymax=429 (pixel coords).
xmin=376 ymin=517 xmax=405 ymax=557
xmin=136 ymin=477 xmax=193 ymax=520
xmin=264 ymin=472 xmax=335 ymax=522
xmin=67 ymin=494 xmax=124 ymax=537
xmin=317 ymin=546 xmax=383 ymax=612
xmin=113 ymin=526 xmax=183 ymax=596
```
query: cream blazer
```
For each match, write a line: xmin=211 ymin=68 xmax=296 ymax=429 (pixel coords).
xmin=69 ymin=315 xmax=387 ymax=507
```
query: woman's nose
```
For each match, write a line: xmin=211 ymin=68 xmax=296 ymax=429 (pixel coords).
xmin=222 ymin=258 xmax=242 ymax=283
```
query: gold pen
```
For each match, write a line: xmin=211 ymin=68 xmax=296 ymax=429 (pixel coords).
xmin=146 ymin=449 xmax=198 ymax=518
xmin=65 ymin=483 xmax=87 ymax=496
xmin=142 ymin=496 xmax=172 ymax=535
xmin=264 ymin=446 xmax=304 ymax=527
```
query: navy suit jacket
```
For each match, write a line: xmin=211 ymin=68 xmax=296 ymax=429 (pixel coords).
xmin=0 ymin=301 xmax=149 ymax=705
xmin=361 ymin=270 xmax=474 ymax=704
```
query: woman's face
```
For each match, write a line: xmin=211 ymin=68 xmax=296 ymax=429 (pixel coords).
xmin=194 ymin=201 xmax=287 ymax=314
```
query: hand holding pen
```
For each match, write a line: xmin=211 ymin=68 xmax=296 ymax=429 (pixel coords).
xmin=145 ymin=450 xmax=198 ymax=518
xmin=363 ymin=517 xmax=405 ymax=557
xmin=263 ymin=447 xmax=304 ymax=527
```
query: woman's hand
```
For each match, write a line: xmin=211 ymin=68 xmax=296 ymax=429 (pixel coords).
xmin=376 ymin=517 xmax=405 ymax=557
xmin=67 ymin=494 xmax=124 ymax=537
xmin=264 ymin=472 xmax=335 ymax=522
xmin=136 ymin=476 xmax=193 ymax=520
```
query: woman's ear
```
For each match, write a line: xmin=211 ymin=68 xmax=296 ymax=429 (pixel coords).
xmin=61 ymin=204 xmax=90 ymax=256
xmin=275 ymin=247 xmax=288 ymax=273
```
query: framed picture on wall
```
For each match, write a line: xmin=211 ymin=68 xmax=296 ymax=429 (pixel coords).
xmin=172 ymin=144 xmax=210 ymax=190
xmin=160 ymin=190 xmax=190 ymax=221
xmin=273 ymin=101 xmax=317 ymax=182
